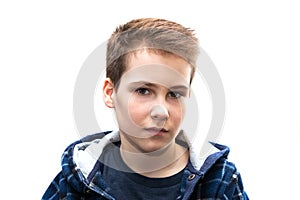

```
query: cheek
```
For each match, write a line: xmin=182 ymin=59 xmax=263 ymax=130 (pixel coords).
xmin=128 ymin=97 xmax=150 ymax=125
xmin=170 ymin=100 xmax=186 ymax=123
xmin=114 ymin=93 xmax=132 ymax=124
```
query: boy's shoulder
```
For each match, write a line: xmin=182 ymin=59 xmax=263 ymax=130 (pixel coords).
xmin=191 ymin=143 xmax=248 ymax=199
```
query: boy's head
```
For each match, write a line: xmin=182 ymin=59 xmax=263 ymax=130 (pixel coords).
xmin=106 ymin=18 xmax=200 ymax=89
xmin=103 ymin=18 xmax=200 ymax=154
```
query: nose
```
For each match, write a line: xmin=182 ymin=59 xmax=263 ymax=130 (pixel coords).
xmin=150 ymin=104 xmax=169 ymax=121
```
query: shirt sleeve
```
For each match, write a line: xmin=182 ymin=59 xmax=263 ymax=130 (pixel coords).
xmin=42 ymin=172 xmax=64 ymax=200
xmin=224 ymin=170 xmax=249 ymax=200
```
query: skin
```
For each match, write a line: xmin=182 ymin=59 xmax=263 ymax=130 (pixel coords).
xmin=103 ymin=50 xmax=192 ymax=177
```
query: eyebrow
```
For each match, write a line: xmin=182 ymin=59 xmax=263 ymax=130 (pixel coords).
xmin=128 ymin=81 xmax=189 ymax=90
xmin=169 ymin=85 xmax=190 ymax=91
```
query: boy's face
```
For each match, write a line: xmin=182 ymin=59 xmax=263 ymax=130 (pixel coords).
xmin=103 ymin=51 xmax=192 ymax=153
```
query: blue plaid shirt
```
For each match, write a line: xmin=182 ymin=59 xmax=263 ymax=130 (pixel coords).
xmin=42 ymin=132 xmax=249 ymax=200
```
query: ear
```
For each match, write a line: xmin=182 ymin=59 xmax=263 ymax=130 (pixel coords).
xmin=103 ymin=78 xmax=115 ymax=108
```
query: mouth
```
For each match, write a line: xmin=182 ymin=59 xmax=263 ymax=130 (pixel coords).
xmin=145 ymin=127 xmax=169 ymax=136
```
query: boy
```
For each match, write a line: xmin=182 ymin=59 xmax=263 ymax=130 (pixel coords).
xmin=42 ymin=18 xmax=248 ymax=199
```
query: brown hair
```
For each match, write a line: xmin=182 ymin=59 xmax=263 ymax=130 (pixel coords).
xmin=106 ymin=18 xmax=200 ymax=88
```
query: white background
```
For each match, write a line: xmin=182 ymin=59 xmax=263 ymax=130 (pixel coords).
xmin=1 ymin=1 xmax=300 ymax=199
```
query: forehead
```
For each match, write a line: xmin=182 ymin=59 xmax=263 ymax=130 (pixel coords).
xmin=120 ymin=51 xmax=192 ymax=88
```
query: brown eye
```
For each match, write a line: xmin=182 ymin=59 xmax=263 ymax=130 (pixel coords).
xmin=168 ymin=91 xmax=182 ymax=98
xmin=135 ymin=88 xmax=150 ymax=95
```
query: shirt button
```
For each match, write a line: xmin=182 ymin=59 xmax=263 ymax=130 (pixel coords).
xmin=188 ymin=174 xmax=196 ymax=180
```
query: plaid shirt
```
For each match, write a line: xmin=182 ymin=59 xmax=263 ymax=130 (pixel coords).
xmin=42 ymin=132 xmax=249 ymax=200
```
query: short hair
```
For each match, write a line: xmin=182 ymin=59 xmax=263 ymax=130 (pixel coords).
xmin=106 ymin=18 xmax=200 ymax=88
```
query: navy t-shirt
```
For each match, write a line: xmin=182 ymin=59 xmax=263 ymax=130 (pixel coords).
xmin=99 ymin=143 xmax=185 ymax=200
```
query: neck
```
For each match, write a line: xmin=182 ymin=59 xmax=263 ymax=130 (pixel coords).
xmin=120 ymin=143 xmax=189 ymax=178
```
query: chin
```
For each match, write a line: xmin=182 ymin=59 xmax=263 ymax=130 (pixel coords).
xmin=138 ymin=141 xmax=172 ymax=154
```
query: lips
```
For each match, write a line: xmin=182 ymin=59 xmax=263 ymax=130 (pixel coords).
xmin=145 ymin=127 xmax=168 ymax=136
